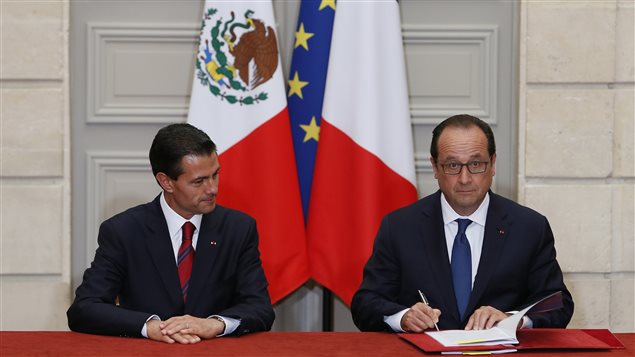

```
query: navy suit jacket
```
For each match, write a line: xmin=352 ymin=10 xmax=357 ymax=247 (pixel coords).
xmin=351 ymin=190 xmax=573 ymax=331
xmin=68 ymin=196 xmax=274 ymax=337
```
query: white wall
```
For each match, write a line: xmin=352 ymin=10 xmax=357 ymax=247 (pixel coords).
xmin=518 ymin=0 xmax=634 ymax=332
xmin=1 ymin=0 xmax=71 ymax=330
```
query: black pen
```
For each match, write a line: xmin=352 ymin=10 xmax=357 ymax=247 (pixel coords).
xmin=418 ymin=289 xmax=439 ymax=331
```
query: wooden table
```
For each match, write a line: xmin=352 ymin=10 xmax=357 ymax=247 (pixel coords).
xmin=1 ymin=331 xmax=633 ymax=356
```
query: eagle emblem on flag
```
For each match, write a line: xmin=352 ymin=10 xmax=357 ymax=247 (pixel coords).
xmin=195 ymin=8 xmax=278 ymax=105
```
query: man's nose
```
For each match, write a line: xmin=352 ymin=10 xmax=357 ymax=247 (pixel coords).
xmin=457 ymin=165 xmax=472 ymax=183
xmin=205 ymin=178 xmax=219 ymax=194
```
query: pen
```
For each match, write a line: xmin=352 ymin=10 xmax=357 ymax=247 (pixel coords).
xmin=418 ymin=289 xmax=440 ymax=331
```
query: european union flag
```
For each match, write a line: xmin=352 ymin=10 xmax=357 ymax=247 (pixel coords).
xmin=287 ymin=0 xmax=335 ymax=218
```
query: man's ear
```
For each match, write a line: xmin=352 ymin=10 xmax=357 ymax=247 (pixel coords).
xmin=156 ymin=172 xmax=174 ymax=193
xmin=430 ymin=157 xmax=439 ymax=179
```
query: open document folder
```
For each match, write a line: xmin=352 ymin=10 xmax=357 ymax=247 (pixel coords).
xmin=400 ymin=328 xmax=625 ymax=354
xmin=425 ymin=291 xmax=563 ymax=347
xmin=399 ymin=290 xmax=625 ymax=354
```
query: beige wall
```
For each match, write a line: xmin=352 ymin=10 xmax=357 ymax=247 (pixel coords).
xmin=0 ymin=0 xmax=633 ymax=332
xmin=519 ymin=0 xmax=634 ymax=332
xmin=0 ymin=0 xmax=71 ymax=330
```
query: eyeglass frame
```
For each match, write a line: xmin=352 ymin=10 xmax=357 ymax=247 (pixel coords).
xmin=437 ymin=159 xmax=491 ymax=175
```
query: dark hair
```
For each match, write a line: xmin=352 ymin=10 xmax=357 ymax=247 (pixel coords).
xmin=430 ymin=114 xmax=496 ymax=162
xmin=149 ymin=123 xmax=217 ymax=180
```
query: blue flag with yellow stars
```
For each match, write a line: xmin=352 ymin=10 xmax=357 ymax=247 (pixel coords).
xmin=287 ymin=0 xmax=336 ymax=218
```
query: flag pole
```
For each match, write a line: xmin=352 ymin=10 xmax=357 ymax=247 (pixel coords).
xmin=322 ymin=288 xmax=333 ymax=331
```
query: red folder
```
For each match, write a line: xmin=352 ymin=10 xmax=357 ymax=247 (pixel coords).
xmin=399 ymin=329 xmax=625 ymax=353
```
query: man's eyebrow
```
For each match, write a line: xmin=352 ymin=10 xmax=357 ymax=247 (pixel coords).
xmin=441 ymin=153 xmax=486 ymax=161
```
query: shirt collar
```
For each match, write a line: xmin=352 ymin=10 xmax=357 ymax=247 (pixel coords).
xmin=159 ymin=192 xmax=202 ymax=239
xmin=440 ymin=191 xmax=490 ymax=227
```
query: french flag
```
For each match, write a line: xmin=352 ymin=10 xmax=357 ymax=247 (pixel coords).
xmin=306 ymin=0 xmax=418 ymax=305
xmin=187 ymin=1 xmax=309 ymax=303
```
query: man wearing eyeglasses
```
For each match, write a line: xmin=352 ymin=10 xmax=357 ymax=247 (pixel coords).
xmin=351 ymin=114 xmax=574 ymax=332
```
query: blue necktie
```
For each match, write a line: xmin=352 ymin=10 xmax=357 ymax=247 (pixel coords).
xmin=451 ymin=218 xmax=473 ymax=320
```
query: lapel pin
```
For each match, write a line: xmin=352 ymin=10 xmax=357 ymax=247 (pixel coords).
xmin=498 ymin=229 xmax=505 ymax=235
xmin=210 ymin=241 xmax=217 ymax=245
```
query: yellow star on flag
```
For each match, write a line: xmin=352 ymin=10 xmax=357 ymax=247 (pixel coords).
xmin=319 ymin=0 xmax=336 ymax=11
xmin=288 ymin=71 xmax=309 ymax=99
xmin=300 ymin=116 xmax=320 ymax=142
xmin=295 ymin=23 xmax=315 ymax=50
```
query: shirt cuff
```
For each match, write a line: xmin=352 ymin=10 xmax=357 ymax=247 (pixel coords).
xmin=210 ymin=315 xmax=240 ymax=336
xmin=505 ymin=310 xmax=533 ymax=329
xmin=141 ymin=315 xmax=160 ymax=338
xmin=384 ymin=308 xmax=409 ymax=332
xmin=521 ymin=315 xmax=534 ymax=329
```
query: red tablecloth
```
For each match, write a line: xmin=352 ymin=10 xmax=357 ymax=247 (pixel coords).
xmin=0 ymin=331 xmax=633 ymax=356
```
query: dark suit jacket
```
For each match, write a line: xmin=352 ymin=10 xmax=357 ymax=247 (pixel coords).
xmin=67 ymin=196 xmax=274 ymax=337
xmin=351 ymin=190 xmax=573 ymax=331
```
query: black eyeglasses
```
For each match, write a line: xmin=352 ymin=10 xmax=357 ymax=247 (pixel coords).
xmin=439 ymin=160 xmax=489 ymax=175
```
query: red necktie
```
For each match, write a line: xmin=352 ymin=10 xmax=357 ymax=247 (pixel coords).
xmin=178 ymin=222 xmax=195 ymax=301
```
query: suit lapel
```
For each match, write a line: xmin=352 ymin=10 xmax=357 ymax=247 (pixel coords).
xmin=144 ymin=196 xmax=183 ymax=308
xmin=185 ymin=208 xmax=222 ymax=311
xmin=421 ymin=192 xmax=462 ymax=325
xmin=468 ymin=192 xmax=510 ymax=314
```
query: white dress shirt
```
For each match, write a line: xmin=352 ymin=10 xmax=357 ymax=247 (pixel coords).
xmin=440 ymin=192 xmax=489 ymax=285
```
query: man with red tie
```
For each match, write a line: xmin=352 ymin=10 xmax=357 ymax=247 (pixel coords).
xmin=68 ymin=124 xmax=274 ymax=343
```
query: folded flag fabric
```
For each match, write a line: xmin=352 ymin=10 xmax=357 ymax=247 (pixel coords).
xmin=306 ymin=0 xmax=418 ymax=305
xmin=287 ymin=0 xmax=335 ymax=218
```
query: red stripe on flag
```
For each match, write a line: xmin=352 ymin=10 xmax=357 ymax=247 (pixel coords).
xmin=218 ymin=108 xmax=310 ymax=303
xmin=307 ymin=119 xmax=418 ymax=305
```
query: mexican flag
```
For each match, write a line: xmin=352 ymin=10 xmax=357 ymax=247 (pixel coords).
xmin=187 ymin=1 xmax=309 ymax=303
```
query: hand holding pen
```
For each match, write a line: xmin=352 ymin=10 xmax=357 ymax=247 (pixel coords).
xmin=400 ymin=290 xmax=442 ymax=333
xmin=418 ymin=290 xmax=440 ymax=331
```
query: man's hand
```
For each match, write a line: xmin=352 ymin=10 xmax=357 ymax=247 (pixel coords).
xmin=400 ymin=302 xmax=441 ymax=333
xmin=465 ymin=306 xmax=508 ymax=330
xmin=146 ymin=319 xmax=200 ymax=344
xmin=161 ymin=314 xmax=225 ymax=341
